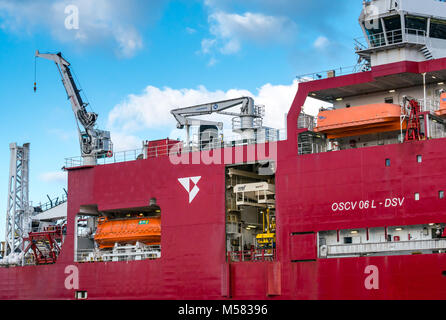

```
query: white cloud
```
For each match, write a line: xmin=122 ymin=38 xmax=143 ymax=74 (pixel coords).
xmin=201 ymin=38 xmax=217 ymax=54
xmin=0 ymin=0 xmax=165 ymax=58
xmin=203 ymin=0 xmax=348 ymax=20
xmin=39 ymin=171 xmax=67 ymax=184
xmin=314 ymin=36 xmax=330 ymax=50
xmin=210 ymin=11 xmax=296 ymax=43
xmin=113 ymin=26 xmax=143 ymax=59
xmin=220 ymin=39 xmax=240 ymax=55
xmin=108 ymin=85 xmax=251 ymax=134
xmin=110 ymin=132 xmax=142 ymax=152
xmin=107 ymin=80 xmax=331 ymax=147
xmin=207 ymin=57 xmax=218 ymax=67
xmin=186 ymin=27 xmax=197 ymax=34
xmin=206 ymin=11 xmax=297 ymax=55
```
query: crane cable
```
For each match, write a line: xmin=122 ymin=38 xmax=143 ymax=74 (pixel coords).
xmin=71 ymin=66 xmax=94 ymax=114
xmin=34 ymin=56 xmax=37 ymax=92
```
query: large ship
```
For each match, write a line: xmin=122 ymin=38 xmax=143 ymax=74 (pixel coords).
xmin=3 ymin=0 xmax=446 ymax=300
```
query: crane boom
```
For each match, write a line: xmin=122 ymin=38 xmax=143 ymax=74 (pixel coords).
xmin=171 ymin=97 xmax=255 ymax=130
xmin=171 ymin=97 xmax=263 ymax=149
xmin=35 ymin=51 xmax=112 ymax=165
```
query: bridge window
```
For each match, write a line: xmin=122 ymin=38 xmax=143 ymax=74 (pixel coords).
xmin=405 ymin=15 xmax=427 ymax=35
xmin=363 ymin=20 xmax=384 ymax=47
xmin=430 ymin=19 xmax=446 ymax=40
xmin=384 ymin=15 xmax=403 ymax=43
xmin=364 ymin=19 xmax=383 ymax=35
xmin=344 ymin=237 xmax=353 ymax=244
xmin=384 ymin=15 xmax=402 ymax=32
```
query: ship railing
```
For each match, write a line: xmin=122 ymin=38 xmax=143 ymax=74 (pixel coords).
xmin=322 ymin=238 xmax=446 ymax=258
xmin=354 ymin=38 xmax=368 ymax=51
xmin=355 ymin=28 xmax=428 ymax=51
xmin=421 ymin=98 xmax=440 ymax=114
xmin=300 ymin=29 xmax=429 ymax=83
xmin=227 ymin=248 xmax=277 ymax=262
xmin=65 ymin=129 xmax=287 ymax=167
xmin=76 ymin=249 xmax=99 ymax=263
xmin=76 ymin=245 xmax=161 ymax=263
xmin=403 ymin=97 xmax=440 ymax=114
xmin=34 ymin=193 xmax=68 ymax=213
xmin=297 ymin=65 xmax=365 ymax=83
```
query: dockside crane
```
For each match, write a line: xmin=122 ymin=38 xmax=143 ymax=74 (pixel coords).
xmin=35 ymin=51 xmax=112 ymax=165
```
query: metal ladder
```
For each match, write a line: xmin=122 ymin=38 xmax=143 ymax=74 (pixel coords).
xmin=420 ymin=45 xmax=434 ymax=60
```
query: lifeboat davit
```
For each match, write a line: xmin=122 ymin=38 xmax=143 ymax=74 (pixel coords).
xmin=94 ymin=216 xmax=161 ymax=249
xmin=314 ymin=103 xmax=406 ymax=139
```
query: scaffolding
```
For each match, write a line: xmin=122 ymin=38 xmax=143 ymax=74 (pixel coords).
xmin=5 ymin=143 xmax=32 ymax=263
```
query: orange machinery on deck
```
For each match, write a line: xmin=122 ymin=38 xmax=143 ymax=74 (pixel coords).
xmin=314 ymin=103 xmax=406 ymax=139
xmin=94 ymin=216 xmax=161 ymax=249
xmin=435 ymin=93 xmax=446 ymax=117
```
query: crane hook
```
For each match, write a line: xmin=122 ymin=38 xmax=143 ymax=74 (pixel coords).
xmin=34 ymin=56 xmax=37 ymax=93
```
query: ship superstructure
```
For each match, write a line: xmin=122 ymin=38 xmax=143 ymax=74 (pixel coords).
xmin=357 ymin=0 xmax=446 ymax=66
xmin=3 ymin=0 xmax=446 ymax=300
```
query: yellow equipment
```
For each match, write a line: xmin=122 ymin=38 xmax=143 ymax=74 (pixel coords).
xmin=256 ymin=208 xmax=276 ymax=249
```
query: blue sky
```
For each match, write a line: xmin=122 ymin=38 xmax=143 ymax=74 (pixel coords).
xmin=0 ymin=0 xmax=363 ymax=241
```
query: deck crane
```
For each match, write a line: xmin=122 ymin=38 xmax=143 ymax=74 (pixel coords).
xmin=35 ymin=51 xmax=112 ymax=165
xmin=171 ymin=97 xmax=264 ymax=148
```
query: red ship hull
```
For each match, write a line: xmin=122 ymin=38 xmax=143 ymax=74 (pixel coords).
xmin=2 ymin=58 xmax=446 ymax=300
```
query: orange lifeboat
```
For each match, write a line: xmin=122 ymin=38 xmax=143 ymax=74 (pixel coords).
xmin=435 ymin=93 xmax=446 ymax=117
xmin=94 ymin=216 xmax=161 ymax=249
xmin=314 ymin=103 xmax=406 ymax=139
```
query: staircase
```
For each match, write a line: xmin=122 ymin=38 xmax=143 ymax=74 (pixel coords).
xmin=420 ymin=45 xmax=434 ymax=60
xmin=35 ymin=241 xmax=51 ymax=257
xmin=23 ymin=226 xmax=63 ymax=265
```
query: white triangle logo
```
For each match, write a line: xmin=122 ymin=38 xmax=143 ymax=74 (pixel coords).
xmin=178 ymin=176 xmax=201 ymax=203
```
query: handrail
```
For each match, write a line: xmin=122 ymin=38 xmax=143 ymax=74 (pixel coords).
xmin=34 ymin=193 xmax=68 ymax=212
xmin=298 ymin=28 xmax=429 ymax=83
xmin=355 ymin=28 xmax=428 ymax=50
xmin=65 ymin=129 xmax=287 ymax=168
xmin=227 ymin=248 xmax=277 ymax=262
xmin=297 ymin=65 xmax=363 ymax=83
xmin=323 ymin=238 xmax=446 ymax=257
xmin=76 ymin=245 xmax=161 ymax=263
